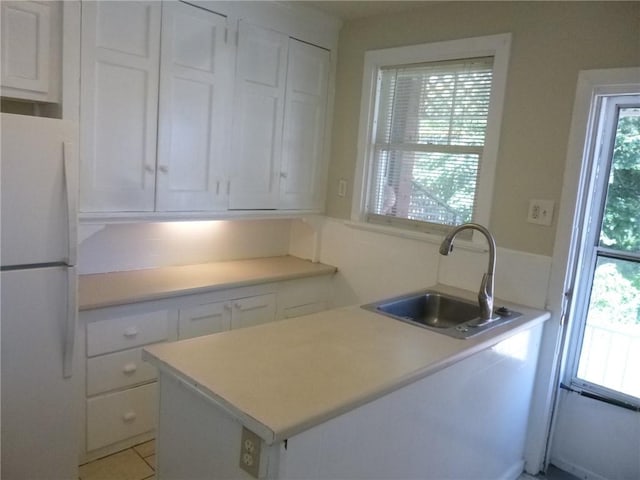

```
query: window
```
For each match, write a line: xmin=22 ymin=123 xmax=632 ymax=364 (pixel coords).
xmin=353 ymin=34 xmax=511 ymax=238
xmin=569 ymin=94 xmax=640 ymax=407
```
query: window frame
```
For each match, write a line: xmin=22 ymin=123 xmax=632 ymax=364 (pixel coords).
xmin=352 ymin=34 xmax=511 ymax=243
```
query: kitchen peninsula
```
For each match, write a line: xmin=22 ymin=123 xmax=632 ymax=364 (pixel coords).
xmin=144 ymin=285 xmax=549 ymax=480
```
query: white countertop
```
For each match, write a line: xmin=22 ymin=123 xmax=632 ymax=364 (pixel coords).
xmin=143 ymin=284 xmax=549 ymax=444
xmin=79 ymin=255 xmax=337 ymax=310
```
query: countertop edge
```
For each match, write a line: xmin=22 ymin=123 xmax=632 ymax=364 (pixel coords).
xmin=79 ymin=256 xmax=338 ymax=311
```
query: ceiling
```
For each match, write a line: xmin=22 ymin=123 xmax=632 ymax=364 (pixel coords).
xmin=293 ymin=1 xmax=434 ymax=21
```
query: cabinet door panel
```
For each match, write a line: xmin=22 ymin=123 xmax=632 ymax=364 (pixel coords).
xmin=80 ymin=1 xmax=160 ymax=212
xmin=0 ymin=1 xmax=50 ymax=95
xmin=156 ymin=2 xmax=230 ymax=211
xmin=280 ymin=40 xmax=330 ymax=210
xmin=229 ymin=22 xmax=287 ymax=210
xmin=178 ymin=301 xmax=231 ymax=340
xmin=230 ymin=293 xmax=276 ymax=330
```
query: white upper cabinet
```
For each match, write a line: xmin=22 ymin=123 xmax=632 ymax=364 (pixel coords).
xmin=156 ymin=2 xmax=231 ymax=211
xmin=229 ymin=22 xmax=330 ymax=211
xmin=280 ymin=40 xmax=330 ymax=210
xmin=80 ymin=1 xmax=229 ymax=213
xmin=78 ymin=1 xmax=337 ymax=217
xmin=229 ymin=22 xmax=288 ymax=210
xmin=80 ymin=1 xmax=161 ymax=212
xmin=1 ymin=1 xmax=61 ymax=103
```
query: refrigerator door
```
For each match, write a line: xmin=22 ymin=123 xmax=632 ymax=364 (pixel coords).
xmin=1 ymin=113 xmax=77 ymax=267
xmin=1 ymin=267 xmax=79 ymax=479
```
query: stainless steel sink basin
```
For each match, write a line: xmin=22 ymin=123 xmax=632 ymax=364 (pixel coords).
xmin=361 ymin=290 xmax=521 ymax=339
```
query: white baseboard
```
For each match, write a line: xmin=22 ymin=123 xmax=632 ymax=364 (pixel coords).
xmin=550 ymin=457 xmax=608 ymax=480
xmin=499 ymin=460 xmax=526 ymax=480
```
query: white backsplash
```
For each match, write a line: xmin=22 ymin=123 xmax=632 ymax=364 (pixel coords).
xmin=290 ymin=217 xmax=552 ymax=309
xmin=78 ymin=219 xmax=293 ymax=274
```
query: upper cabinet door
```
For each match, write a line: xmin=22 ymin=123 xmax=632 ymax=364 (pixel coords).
xmin=0 ymin=1 xmax=56 ymax=101
xmin=80 ymin=1 xmax=161 ymax=212
xmin=229 ymin=22 xmax=288 ymax=210
xmin=156 ymin=2 xmax=231 ymax=212
xmin=279 ymin=40 xmax=330 ymax=210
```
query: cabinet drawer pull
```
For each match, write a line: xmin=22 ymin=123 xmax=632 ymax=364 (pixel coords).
xmin=122 ymin=411 xmax=137 ymax=423
xmin=158 ymin=165 xmax=169 ymax=174
xmin=122 ymin=363 xmax=138 ymax=375
xmin=144 ymin=164 xmax=155 ymax=174
xmin=223 ymin=303 xmax=232 ymax=311
xmin=123 ymin=327 xmax=139 ymax=338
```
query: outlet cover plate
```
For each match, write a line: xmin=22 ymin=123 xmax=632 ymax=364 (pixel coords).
xmin=527 ymin=199 xmax=555 ymax=226
xmin=239 ymin=426 xmax=261 ymax=478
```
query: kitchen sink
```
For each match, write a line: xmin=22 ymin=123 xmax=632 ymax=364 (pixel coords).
xmin=361 ymin=290 xmax=521 ymax=339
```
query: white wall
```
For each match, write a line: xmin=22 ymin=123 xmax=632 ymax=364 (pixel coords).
xmin=550 ymin=391 xmax=640 ymax=480
xmin=78 ymin=219 xmax=293 ymax=274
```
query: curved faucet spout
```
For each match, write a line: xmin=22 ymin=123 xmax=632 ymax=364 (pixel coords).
xmin=439 ymin=223 xmax=497 ymax=323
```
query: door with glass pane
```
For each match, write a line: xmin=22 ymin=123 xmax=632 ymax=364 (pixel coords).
xmin=570 ymin=96 xmax=640 ymax=405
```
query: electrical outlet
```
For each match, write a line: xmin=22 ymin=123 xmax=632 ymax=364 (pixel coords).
xmin=337 ymin=179 xmax=347 ymax=197
xmin=239 ymin=427 xmax=261 ymax=478
xmin=527 ymin=199 xmax=555 ymax=226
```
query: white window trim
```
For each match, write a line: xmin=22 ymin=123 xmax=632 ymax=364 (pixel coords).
xmin=351 ymin=33 xmax=511 ymax=244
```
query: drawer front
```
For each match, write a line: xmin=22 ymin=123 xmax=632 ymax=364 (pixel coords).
xmin=86 ymin=383 xmax=157 ymax=452
xmin=283 ymin=301 xmax=327 ymax=319
xmin=178 ymin=301 xmax=231 ymax=340
xmin=87 ymin=310 xmax=169 ymax=357
xmin=231 ymin=293 xmax=276 ymax=330
xmin=87 ymin=347 xmax=158 ymax=396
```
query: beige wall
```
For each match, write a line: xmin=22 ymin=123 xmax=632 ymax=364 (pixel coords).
xmin=325 ymin=1 xmax=639 ymax=256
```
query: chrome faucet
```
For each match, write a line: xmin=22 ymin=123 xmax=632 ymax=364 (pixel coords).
xmin=439 ymin=223 xmax=498 ymax=324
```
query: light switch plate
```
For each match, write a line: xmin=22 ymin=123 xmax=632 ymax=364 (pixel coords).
xmin=527 ymin=199 xmax=555 ymax=226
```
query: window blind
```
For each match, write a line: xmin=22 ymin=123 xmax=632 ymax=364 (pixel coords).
xmin=367 ymin=57 xmax=494 ymax=230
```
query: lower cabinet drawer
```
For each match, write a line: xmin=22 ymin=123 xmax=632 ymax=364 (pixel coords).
xmin=86 ymin=383 xmax=157 ymax=452
xmin=87 ymin=347 xmax=158 ymax=396
xmin=87 ymin=310 xmax=170 ymax=357
xmin=282 ymin=301 xmax=327 ymax=319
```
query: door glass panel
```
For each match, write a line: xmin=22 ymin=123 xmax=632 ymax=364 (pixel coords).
xmin=577 ymin=257 xmax=640 ymax=398
xmin=599 ymin=107 xmax=640 ymax=252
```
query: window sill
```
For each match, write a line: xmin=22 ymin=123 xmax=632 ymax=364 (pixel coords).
xmin=342 ymin=220 xmax=488 ymax=253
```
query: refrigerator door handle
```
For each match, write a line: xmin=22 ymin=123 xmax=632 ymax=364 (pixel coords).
xmin=63 ymin=266 xmax=78 ymax=378
xmin=63 ymin=141 xmax=78 ymax=266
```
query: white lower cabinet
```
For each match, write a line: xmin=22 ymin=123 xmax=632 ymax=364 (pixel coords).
xmin=86 ymin=383 xmax=158 ymax=452
xmin=80 ymin=275 xmax=333 ymax=461
xmin=86 ymin=347 xmax=158 ymax=397
xmin=277 ymin=275 xmax=332 ymax=319
xmin=81 ymin=308 xmax=175 ymax=462
xmin=178 ymin=300 xmax=230 ymax=340
xmin=230 ymin=293 xmax=277 ymax=330
xmin=178 ymin=293 xmax=276 ymax=340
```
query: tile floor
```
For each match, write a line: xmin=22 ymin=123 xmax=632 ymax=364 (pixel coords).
xmin=78 ymin=440 xmax=155 ymax=480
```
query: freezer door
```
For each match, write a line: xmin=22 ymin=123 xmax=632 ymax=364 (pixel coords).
xmin=1 ymin=267 xmax=79 ymax=479
xmin=1 ymin=113 xmax=77 ymax=267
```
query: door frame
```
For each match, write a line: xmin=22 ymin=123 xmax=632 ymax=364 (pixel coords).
xmin=525 ymin=67 xmax=640 ymax=474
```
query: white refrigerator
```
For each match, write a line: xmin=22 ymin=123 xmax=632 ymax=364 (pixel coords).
xmin=1 ymin=113 xmax=79 ymax=479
